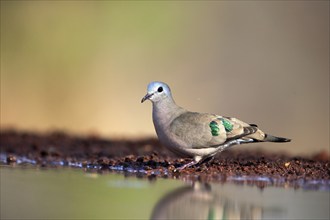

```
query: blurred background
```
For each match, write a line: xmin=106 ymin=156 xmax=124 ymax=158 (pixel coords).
xmin=1 ymin=1 xmax=329 ymax=154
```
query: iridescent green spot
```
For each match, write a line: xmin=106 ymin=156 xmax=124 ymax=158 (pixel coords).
xmin=221 ymin=118 xmax=233 ymax=132
xmin=207 ymin=207 xmax=215 ymax=220
xmin=209 ymin=121 xmax=220 ymax=136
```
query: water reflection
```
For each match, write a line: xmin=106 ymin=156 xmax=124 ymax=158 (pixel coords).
xmin=1 ymin=166 xmax=329 ymax=219
xmin=150 ymin=182 xmax=329 ymax=219
xmin=151 ymin=182 xmax=284 ymax=220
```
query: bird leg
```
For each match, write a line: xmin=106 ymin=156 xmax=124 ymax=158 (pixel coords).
xmin=218 ymin=138 xmax=255 ymax=151
xmin=174 ymin=160 xmax=198 ymax=171
xmin=195 ymin=155 xmax=215 ymax=166
xmin=174 ymin=139 xmax=255 ymax=172
xmin=174 ymin=155 xmax=214 ymax=171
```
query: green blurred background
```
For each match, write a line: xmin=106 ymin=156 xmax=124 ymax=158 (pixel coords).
xmin=1 ymin=1 xmax=329 ymax=154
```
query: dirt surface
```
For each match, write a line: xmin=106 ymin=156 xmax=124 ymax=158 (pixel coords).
xmin=1 ymin=130 xmax=329 ymax=189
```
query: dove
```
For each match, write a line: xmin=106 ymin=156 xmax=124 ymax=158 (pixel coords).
xmin=141 ymin=81 xmax=291 ymax=169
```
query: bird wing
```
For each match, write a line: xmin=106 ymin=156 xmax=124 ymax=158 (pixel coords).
xmin=169 ymin=112 xmax=262 ymax=149
xmin=222 ymin=116 xmax=265 ymax=141
xmin=169 ymin=112 xmax=225 ymax=148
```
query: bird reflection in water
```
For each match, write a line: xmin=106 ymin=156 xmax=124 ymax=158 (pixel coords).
xmin=150 ymin=182 xmax=284 ymax=220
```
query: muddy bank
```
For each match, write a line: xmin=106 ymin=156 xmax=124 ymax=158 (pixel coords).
xmin=1 ymin=130 xmax=329 ymax=189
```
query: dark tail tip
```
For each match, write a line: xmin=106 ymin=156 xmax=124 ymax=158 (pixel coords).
xmin=265 ymin=134 xmax=291 ymax=143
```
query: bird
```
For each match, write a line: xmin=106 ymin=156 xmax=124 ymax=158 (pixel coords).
xmin=141 ymin=81 xmax=291 ymax=170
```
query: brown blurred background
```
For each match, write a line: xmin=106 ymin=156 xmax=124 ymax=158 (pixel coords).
xmin=1 ymin=1 xmax=329 ymax=154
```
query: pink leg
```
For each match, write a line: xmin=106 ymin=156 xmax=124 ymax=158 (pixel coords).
xmin=174 ymin=160 xmax=197 ymax=172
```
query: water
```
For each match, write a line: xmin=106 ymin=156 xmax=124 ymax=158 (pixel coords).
xmin=1 ymin=166 xmax=329 ymax=219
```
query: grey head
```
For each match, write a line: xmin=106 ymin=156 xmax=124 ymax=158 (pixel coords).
xmin=141 ymin=81 xmax=173 ymax=103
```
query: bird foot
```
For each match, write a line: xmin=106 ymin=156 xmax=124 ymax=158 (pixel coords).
xmin=173 ymin=160 xmax=197 ymax=172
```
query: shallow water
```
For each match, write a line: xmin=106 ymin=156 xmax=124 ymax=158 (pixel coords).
xmin=1 ymin=166 xmax=329 ymax=219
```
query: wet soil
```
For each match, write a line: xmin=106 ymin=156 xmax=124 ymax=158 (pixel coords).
xmin=1 ymin=130 xmax=329 ymax=189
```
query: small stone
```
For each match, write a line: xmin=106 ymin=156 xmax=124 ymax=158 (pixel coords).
xmin=6 ymin=155 xmax=17 ymax=164
xmin=284 ymin=162 xmax=290 ymax=167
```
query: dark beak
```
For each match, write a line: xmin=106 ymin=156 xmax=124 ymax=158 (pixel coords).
xmin=141 ymin=93 xmax=153 ymax=103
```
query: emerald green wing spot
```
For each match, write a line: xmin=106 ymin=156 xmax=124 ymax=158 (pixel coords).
xmin=207 ymin=207 xmax=215 ymax=220
xmin=221 ymin=118 xmax=233 ymax=132
xmin=209 ymin=121 xmax=220 ymax=136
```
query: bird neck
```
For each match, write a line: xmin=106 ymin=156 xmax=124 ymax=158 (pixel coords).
xmin=152 ymin=97 xmax=185 ymax=126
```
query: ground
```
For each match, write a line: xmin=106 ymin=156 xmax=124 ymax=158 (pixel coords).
xmin=0 ymin=130 xmax=329 ymax=189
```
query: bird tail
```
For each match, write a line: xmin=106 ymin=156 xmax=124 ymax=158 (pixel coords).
xmin=263 ymin=134 xmax=291 ymax=143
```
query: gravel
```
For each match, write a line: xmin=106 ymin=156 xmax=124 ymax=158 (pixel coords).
xmin=1 ymin=130 xmax=329 ymax=189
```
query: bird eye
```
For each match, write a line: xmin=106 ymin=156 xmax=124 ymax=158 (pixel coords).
xmin=157 ymin=87 xmax=163 ymax=93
